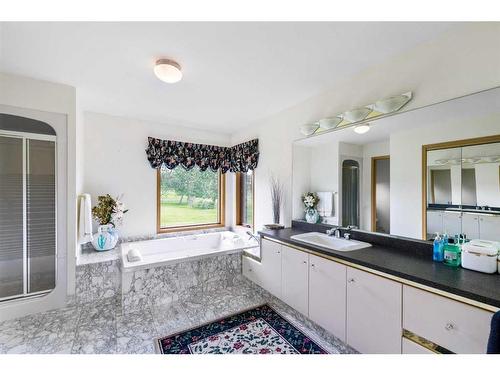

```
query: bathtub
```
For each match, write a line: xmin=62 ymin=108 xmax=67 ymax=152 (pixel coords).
xmin=121 ymin=231 xmax=259 ymax=272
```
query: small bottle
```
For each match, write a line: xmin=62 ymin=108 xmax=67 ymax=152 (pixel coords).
xmin=433 ymin=232 xmax=444 ymax=262
xmin=443 ymin=236 xmax=462 ymax=267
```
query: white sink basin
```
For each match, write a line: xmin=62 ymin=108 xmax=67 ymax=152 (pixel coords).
xmin=290 ymin=232 xmax=371 ymax=252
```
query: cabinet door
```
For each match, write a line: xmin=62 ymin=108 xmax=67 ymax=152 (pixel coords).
xmin=346 ymin=267 xmax=402 ymax=353
xmin=461 ymin=213 xmax=479 ymax=239
xmin=442 ymin=211 xmax=462 ymax=236
xmin=402 ymin=338 xmax=434 ymax=354
xmin=260 ymin=239 xmax=282 ymax=298
xmin=479 ymin=215 xmax=500 ymax=242
xmin=281 ymin=245 xmax=309 ymax=316
xmin=427 ymin=211 xmax=443 ymax=236
xmin=309 ymin=254 xmax=347 ymax=341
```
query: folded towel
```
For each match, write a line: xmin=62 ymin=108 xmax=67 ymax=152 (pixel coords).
xmin=317 ymin=192 xmax=333 ymax=217
xmin=127 ymin=248 xmax=143 ymax=263
xmin=487 ymin=310 xmax=500 ymax=354
xmin=78 ymin=194 xmax=93 ymax=244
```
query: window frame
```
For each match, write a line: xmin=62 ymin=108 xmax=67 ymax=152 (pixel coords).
xmin=235 ymin=170 xmax=255 ymax=229
xmin=156 ymin=168 xmax=226 ymax=233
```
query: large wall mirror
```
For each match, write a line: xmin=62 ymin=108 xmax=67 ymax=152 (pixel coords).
xmin=292 ymin=86 xmax=500 ymax=242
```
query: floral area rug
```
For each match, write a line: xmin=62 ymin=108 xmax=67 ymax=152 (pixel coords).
xmin=155 ymin=304 xmax=328 ymax=354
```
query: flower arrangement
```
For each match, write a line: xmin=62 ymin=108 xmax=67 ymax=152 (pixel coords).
xmin=270 ymin=174 xmax=284 ymax=224
xmin=91 ymin=194 xmax=128 ymax=227
xmin=302 ymin=192 xmax=319 ymax=211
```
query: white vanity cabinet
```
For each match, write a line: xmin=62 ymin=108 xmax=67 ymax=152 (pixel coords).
xmin=242 ymin=239 xmax=282 ymax=298
xmin=308 ymin=254 xmax=347 ymax=341
xmin=281 ymin=245 xmax=309 ymax=316
xmin=427 ymin=210 xmax=443 ymax=235
xmin=478 ymin=215 xmax=500 ymax=241
xmin=346 ymin=267 xmax=403 ymax=354
xmin=403 ymin=285 xmax=492 ymax=354
xmin=462 ymin=212 xmax=479 ymax=239
xmin=442 ymin=211 xmax=462 ymax=236
xmin=459 ymin=213 xmax=500 ymax=241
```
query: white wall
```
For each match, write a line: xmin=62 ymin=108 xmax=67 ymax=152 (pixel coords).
xmin=82 ymin=112 xmax=232 ymax=237
xmin=475 ymin=162 xmax=500 ymax=207
xmin=231 ymin=23 xmax=500 ymax=233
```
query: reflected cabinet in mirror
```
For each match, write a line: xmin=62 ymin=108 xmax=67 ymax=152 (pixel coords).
xmin=423 ymin=136 xmax=500 ymax=242
xmin=292 ymin=86 xmax=500 ymax=242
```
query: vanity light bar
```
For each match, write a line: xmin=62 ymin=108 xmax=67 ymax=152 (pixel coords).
xmin=300 ymin=91 xmax=413 ymax=136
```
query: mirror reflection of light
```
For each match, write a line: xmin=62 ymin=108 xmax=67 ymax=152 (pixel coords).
xmin=354 ymin=124 xmax=370 ymax=134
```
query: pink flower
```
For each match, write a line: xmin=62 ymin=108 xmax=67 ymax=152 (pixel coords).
xmin=259 ymin=348 xmax=271 ymax=354
xmin=263 ymin=329 xmax=271 ymax=336
xmin=239 ymin=324 xmax=248 ymax=331
xmin=224 ymin=335 xmax=230 ymax=339
xmin=208 ymin=335 xmax=219 ymax=341
xmin=276 ymin=348 xmax=282 ymax=353
xmin=233 ymin=342 xmax=244 ymax=350
xmin=191 ymin=336 xmax=200 ymax=342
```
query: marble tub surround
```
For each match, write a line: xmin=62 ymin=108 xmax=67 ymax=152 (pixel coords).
xmin=0 ymin=279 xmax=354 ymax=354
xmin=75 ymin=259 xmax=121 ymax=304
xmin=121 ymin=253 xmax=243 ymax=310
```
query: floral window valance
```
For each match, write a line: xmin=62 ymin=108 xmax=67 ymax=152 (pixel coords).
xmin=146 ymin=137 xmax=259 ymax=174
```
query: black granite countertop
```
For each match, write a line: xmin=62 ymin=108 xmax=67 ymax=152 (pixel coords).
xmin=258 ymin=227 xmax=500 ymax=309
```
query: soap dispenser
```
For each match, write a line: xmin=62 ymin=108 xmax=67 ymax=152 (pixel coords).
xmin=433 ymin=232 xmax=444 ymax=262
xmin=443 ymin=235 xmax=462 ymax=267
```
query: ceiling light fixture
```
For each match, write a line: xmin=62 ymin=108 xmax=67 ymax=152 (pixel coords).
xmin=354 ymin=124 xmax=370 ymax=134
xmin=154 ymin=59 xmax=182 ymax=83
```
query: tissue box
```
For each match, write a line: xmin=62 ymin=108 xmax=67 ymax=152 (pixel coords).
xmin=461 ymin=240 xmax=499 ymax=274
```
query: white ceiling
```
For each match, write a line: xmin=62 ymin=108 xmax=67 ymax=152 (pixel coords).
xmin=0 ymin=22 xmax=455 ymax=133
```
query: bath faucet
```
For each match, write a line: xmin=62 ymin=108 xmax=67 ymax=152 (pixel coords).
xmin=246 ymin=231 xmax=260 ymax=245
xmin=326 ymin=227 xmax=341 ymax=238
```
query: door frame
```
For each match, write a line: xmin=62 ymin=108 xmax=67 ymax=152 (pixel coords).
xmin=371 ymin=155 xmax=390 ymax=233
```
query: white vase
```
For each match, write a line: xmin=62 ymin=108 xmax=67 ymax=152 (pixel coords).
xmin=91 ymin=224 xmax=119 ymax=251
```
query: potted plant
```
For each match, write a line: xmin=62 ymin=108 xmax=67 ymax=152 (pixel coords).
xmin=302 ymin=192 xmax=320 ymax=223
xmin=91 ymin=194 xmax=128 ymax=251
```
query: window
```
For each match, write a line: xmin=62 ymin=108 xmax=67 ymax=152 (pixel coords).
xmin=236 ymin=170 xmax=254 ymax=228
xmin=157 ymin=166 xmax=225 ymax=232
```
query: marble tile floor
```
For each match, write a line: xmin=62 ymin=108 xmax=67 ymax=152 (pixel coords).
xmin=0 ymin=280 xmax=356 ymax=354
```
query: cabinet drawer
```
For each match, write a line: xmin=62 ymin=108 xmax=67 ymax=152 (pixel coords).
xmin=402 ymin=338 xmax=434 ymax=354
xmin=403 ymin=285 xmax=492 ymax=353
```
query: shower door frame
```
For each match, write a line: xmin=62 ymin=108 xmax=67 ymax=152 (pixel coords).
xmin=0 ymin=129 xmax=58 ymax=302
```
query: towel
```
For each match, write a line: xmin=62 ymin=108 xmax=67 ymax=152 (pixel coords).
xmin=487 ymin=310 xmax=500 ymax=353
xmin=127 ymin=248 xmax=143 ymax=263
xmin=78 ymin=194 xmax=93 ymax=244
xmin=316 ymin=192 xmax=333 ymax=217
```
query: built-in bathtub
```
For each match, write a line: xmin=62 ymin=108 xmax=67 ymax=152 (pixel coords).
xmin=120 ymin=231 xmax=259 ymax=272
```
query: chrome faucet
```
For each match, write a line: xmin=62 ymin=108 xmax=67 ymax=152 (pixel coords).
xmin=326 ymin=227 xmax=341 ymax=238
xmin=246 ymin=231 xmax=260 ymax=245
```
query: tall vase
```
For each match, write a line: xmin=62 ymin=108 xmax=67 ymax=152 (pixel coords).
xmin=305 ymin=208 xmax=320 ymax=224
xmin=91 ymin=224 xmax=119 ymax=251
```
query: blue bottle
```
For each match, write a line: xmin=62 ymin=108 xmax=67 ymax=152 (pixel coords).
xmin=433 ymin=232 xmax=444 ymax=262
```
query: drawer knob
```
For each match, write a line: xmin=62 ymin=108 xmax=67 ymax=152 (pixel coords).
xmin=311 ymin=263 xmax=315 ymax=268
xmin=445 ymin=323 xmax=455 ymax=331
xmin=348 ymin=278 xmax=355 ymax=283
xmin=303 ymin=260 xmax=307 ymax=264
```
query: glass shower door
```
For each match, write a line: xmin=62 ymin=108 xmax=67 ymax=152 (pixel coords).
xmin=0 ymin=136 xmax=24 ymax=299
xmin=0 ymin=128 xmax=56 ymax=301
xmin=27 ymin=139 xmax=56 ymax=293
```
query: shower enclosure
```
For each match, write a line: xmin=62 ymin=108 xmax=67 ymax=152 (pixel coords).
xmin=0 ymin=113 xmax=57 ymax=302
xmin=341 ymin=159 xmax=360 ymax=228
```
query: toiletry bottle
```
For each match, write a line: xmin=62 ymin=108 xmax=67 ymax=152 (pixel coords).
xmin=443 ymin=236 xmax=461 ymax=267
xmin=433 ymin=233 xmax=444 ymax=262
